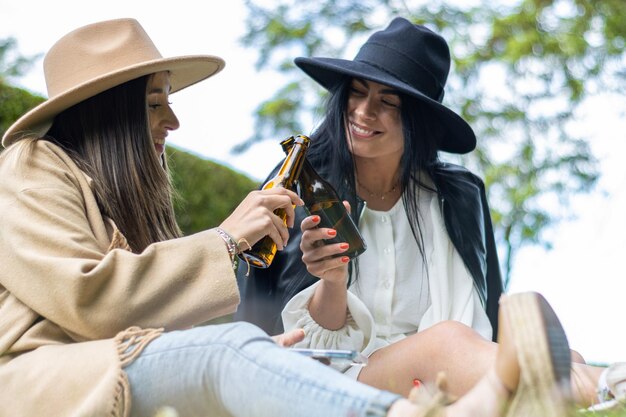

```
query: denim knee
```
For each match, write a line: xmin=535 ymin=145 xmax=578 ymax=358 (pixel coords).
xmin=208 ymin=321 xmax=274 ymax=350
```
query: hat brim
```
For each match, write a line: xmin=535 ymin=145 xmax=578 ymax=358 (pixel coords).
xmin=295 ymin=56 xmax=476 ymax=154
xmin=2 ymin=55 xmax=225 ymax=147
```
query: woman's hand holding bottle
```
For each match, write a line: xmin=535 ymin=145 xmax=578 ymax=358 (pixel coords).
xmin=299 ymin=201 xmax=352 ymax=284
xmin=301 ymin=201 xmax=352 ymax=330
xmin=219 ymin=188 xmax=303 ymax=252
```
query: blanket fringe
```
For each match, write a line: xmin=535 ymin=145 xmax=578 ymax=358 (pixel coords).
xmin=110 ymin=327 xmax=164 ymax=417
xmin=115 ymin=326 xmax=164 ymax=367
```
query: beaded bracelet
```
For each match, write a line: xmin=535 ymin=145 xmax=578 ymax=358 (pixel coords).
xmin=213 ymin=228 xmax=251 ymax=275
xmin=214 ymin=228 xmax=239 ymax=271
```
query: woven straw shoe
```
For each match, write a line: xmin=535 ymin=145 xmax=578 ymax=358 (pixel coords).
xmin=500 ymin=292 xmax=573 ymax=417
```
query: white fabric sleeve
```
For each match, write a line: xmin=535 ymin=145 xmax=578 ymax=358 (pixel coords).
xmin=281 ymin=281 xmax=378 ymax=354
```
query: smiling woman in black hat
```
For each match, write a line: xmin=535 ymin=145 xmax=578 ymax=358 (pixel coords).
xmin=237 ymin=16 xmax=504 ymax=393
xmin=235 ymin=17 xmax=613 ymax=404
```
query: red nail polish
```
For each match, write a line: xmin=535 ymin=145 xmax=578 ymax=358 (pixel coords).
xmin=312 ymin=215 xmax=320 ymax=222
xmin=339 ymin=243 xmax=349 ymax=250
xmin=327 ymin=229 xmax=337 ymax=237
xmin=341 ymin=256 xmax=350 ymax=263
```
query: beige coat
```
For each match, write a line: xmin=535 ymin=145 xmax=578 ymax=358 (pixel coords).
xmin=0 ymin=140 xmax=240 ymax=417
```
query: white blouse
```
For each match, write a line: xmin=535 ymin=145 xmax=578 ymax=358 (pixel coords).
xmin=282 ymin=189 xmax=492 ymax=378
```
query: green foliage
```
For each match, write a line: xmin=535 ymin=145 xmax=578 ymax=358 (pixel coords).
xmin=167 ymin=146 xmax=258 ymax=235
xmin=0 ymin=82 xmax=45 ymax=144
xmin=237 ymin=0 xmax=626 ymax=287
xmin=0 ymin=36 xmax=44 ymax=148
xmin=578 ymin=406 xmax=626 ymax=417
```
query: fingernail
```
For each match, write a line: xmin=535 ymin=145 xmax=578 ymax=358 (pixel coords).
xmin=327 ymin=229 xmax=337 ymax=237
xmin=312 ymin=215 xmax=320 ymax=223
xmin=339 ymin=243 xmax=349 ymax=250
xmin=341 ymin=256 xmax=350 ymax=263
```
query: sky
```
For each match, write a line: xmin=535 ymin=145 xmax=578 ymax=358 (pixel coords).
xmin=2 ymin=0 xmax=625 ymax=364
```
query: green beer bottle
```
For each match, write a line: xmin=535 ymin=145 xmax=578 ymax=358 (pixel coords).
xmin=282 ymin=137 xmax=367 ymax=260
xmin=239 ymin=135 xmax=310 ymax=268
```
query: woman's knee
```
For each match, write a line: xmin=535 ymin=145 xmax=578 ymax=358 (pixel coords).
xmin=162 ymin=321 xmax=272 ymax=353
xmin=571 ymin=349 xmax=586 ymax=364
xmin=208 ymin=321 xmax=272 ymax=349
xmin=423 ymin=320 xmax=479 ymax=342
xmin=409 ymin=321 xmax=491 ymax=355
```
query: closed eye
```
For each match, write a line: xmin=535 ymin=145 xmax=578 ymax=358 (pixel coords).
xmin=382 ymin=98 xmax=400 ymax=108
xmin=349 ymin=86 xmax=366 ymax=96
xmin=148 ymin=101 xmax=173 ymax=110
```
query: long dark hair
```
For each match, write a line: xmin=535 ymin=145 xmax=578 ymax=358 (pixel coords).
xmin=307 ymin=78 xmax=442 ymax=273
xmin=44 ymin=74 xmax=181 ymax=252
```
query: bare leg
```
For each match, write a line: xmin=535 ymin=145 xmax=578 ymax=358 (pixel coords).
xmin=358 ymin=320 xmax=604 ymax=407
xmin=425 ymin=292 xmax=573 ymax=417
xmin=572 ymin=363 xmax=605 ymax=406
xmin=385 ymin=294 xmax=524 ymax=417
xmin=358 ymin=320 xmax=497 ymax=397
xmin=571 ymin=349 xmax=586 ymax=364
xmin=385 ymin=293 xmax=609 ymax=417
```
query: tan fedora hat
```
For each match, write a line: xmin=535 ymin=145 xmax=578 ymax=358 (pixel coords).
xmin=2 ymin=18 xmax=225 ymax=147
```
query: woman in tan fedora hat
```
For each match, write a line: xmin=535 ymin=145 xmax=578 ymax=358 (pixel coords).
xmin=236 ymin=17 xmax=622 ymax=410
xmin=0 ymin=17 xmax=620 ymax=417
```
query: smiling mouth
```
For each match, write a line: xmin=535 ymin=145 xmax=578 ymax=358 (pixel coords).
xmin=349 ymin=122 xmax=378 ymax=137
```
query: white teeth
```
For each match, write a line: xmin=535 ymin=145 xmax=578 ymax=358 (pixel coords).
xmin=351 ymin=123 xmax=374 ymax=136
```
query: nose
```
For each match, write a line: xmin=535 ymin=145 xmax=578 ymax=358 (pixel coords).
xmin=164 ymin=105 xmax=180 ymax=131
xmin=354 ymin=97 xmax=377 ymax=120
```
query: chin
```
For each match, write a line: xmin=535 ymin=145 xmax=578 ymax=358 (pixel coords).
xmin=154 ymin=143 xmax=165 ymax=156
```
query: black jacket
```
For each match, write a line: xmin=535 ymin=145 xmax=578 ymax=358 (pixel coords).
xmin=235 ymin=161 xmax=503 ymax=341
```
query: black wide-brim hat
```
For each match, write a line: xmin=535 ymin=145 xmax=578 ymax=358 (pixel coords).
xmin=295 ymin=17 xmax=476 ymax=154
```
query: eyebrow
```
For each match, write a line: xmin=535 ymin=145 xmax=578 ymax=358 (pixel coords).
xmin=354 ymin=78 xmax=401 ymax=96
xmin=148 ymin=87 xmax=165 ymax=94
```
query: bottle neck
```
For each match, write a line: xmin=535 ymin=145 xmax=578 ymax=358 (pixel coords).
xmin=274 ymin=135 xmax=310 ymax=188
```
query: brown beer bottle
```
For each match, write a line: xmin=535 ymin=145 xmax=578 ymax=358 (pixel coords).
xmin=239 ymin=134 xmax=310 ymax=268
xmin=282 ymin=138 xmax=367 ymax=260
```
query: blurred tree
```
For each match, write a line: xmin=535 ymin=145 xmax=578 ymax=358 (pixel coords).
xmin=0 ymin=37 xmax=43 ymax=143
xmin=236 ymin=0 xmax=626 ymax=287
xmin=168 ymin=146 xmax=258 ymax=235
xmin=0 ymin=82 xmax=44 ymax=141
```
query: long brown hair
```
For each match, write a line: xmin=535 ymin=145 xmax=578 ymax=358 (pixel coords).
xmin=44 ymin=74 xmax=181 ymax=252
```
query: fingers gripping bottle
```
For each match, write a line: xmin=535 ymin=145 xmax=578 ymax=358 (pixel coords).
xmin=282 ymin=137 xmax=367 ymax=260
xmin=239 ymin=135 xmax=310 ymax=268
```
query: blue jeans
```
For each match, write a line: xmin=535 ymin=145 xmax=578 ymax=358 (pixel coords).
xmin=125 ymin=322 xmax=400 ymax=417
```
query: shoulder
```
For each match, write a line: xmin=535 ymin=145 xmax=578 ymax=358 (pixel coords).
xmin=432 ymin=161 xmax=479 ymax=178
xmin=1 ymin=139 xmax=73 ymax=168
xmin=0 ymin=139 xmax=83 ymax=191
xmin=431 ymin=161 xmax=485 ymax=188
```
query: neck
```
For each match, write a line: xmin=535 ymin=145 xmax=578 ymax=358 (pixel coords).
xmin=354 ymin=155 xmax=401 ymax=193
xmin=354 ymin=155 xmax=402 ymax=210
